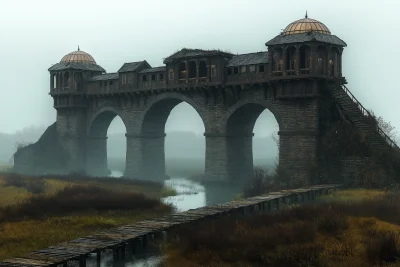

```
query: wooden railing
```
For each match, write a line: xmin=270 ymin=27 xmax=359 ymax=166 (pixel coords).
xmin=341 ymin=84 xmax=399 ymax=150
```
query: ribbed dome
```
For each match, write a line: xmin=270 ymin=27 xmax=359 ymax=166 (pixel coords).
xmin=282 ymin=13 xmax=331 ymax=35
xmin=60 ymin=47 xmax=96 ymax=64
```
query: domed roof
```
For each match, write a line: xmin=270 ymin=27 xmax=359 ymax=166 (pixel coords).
xmin=282 ymin=12 xmax=331 ymax=35
xmin=60 ymin=46 xmax=97 ymax=64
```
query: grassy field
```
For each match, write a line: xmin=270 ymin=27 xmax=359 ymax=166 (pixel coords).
xmin=0 ymin=173 xmax=176 ymax=260
xmin=162 ymin=189 xmax=400 ymax=267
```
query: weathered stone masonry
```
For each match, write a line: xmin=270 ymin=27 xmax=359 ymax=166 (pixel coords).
xmin=14 ymin=15 xmax=399 ymax=183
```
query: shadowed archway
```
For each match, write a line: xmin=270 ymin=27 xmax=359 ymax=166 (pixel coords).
xmin=125 ymin=93 xmax=207 ymax=180
xmin=223 ymin=101 xmax=281 ymax=182
xmin=86 ymin=108 xmax=128 ymax=177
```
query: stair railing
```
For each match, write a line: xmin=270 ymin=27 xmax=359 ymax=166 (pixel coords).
xmin=340 ymin=84 xmax=399 ymax=150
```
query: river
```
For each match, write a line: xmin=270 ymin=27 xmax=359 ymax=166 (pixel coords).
xmin=107 ymin=171 xmax=218 ymax=267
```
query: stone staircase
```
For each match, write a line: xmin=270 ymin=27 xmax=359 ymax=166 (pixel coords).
xmin=331 ymin=81 xmax=399 ymax=155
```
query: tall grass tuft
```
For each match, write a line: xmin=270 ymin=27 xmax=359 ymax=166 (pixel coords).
xmin=0 ymin=185 xmax=172 ymax=222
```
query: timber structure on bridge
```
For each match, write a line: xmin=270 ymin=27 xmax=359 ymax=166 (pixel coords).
xmin=14 ymin=14 xmax=399 ymax=183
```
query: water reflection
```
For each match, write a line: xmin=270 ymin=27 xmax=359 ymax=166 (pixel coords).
xmin=110 ymin=171 xmax=206 ymax=212
xmin=108 ymin=171 xmax=241 ymax=266
xmin=163 ymin=178 xmax=206 ymax=212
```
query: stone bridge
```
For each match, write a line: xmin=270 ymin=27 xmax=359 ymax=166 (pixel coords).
xmin=14 ymin=14 xmax=399 ymax=184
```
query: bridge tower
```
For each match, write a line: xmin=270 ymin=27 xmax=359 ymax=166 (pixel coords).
xmin=263 ymin=14 xmax=346 ymax=184
xmin=49 ymin=47 xmax=106 ymax=174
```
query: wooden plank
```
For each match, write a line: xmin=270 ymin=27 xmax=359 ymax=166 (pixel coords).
xmin=2 ymin=258 xmax=55 ymax=267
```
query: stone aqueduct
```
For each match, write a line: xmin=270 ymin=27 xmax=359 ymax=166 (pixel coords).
xmin=14 ymin=15 xmax=398 ymax=184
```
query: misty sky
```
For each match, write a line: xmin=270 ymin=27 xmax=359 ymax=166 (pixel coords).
xmin=1 ymin=0 xmax=399 ymax=140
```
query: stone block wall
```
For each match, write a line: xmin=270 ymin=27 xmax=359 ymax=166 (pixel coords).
xmin=13 ymin=123 xmax=68 ymax=175
xmin=16 ymin=85 xmax=325 ymax=183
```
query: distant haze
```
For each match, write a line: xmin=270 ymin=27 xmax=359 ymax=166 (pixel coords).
xmin=0 ymin=0 xmax=399 ymax=144
xmin=0 ymin=126 xmax=278 ymax=165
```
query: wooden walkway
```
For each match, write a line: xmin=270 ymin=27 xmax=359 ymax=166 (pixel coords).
xmin=0 ymin=184 xmax=340 ymax=267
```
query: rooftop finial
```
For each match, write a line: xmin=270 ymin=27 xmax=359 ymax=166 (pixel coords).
xmin=305 ymin=11 xmax=308 ymax=18
xmin=78 ymin=45 xmax=80 ymax=51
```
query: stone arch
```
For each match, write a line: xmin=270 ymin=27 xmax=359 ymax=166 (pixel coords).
xmin=218 ymin=99 xmax=282 ymax=182
xmin=87 ymin=106 xmax=128 ymax=137
xmin=138 ymin=92 xmax=208 ymax=135
xmin=222 ymin=99 xmax=283 ymax=134
xmin=86 ymin=106 xmax=129 ymax=177
xmin=125 ymin=92 xmax=207 ymax=180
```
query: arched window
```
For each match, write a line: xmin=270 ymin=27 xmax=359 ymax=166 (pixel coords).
xmin=299 ymin=45 xmax=311 ymax=73
xmin=330 ymin=47 xmax=340 ymax=77
xmin=64 ymin=72 xmax=70 ymax=88
xmin=178 ymin=62 xmax=187 ymax=80
xmin=52 ymin=74 xmax=57 ymax=89
xmin=74 ymin=72 xmax=83 ymax=91
xmin=272 ymin=48 xmax=283 ymax=72
xmin=316 ymin=46 xmax=327 ymax=75
xmin=285 ymin=46 xmax=296 ymax=75
xmin=59 ymin=73 xmax=62 ymax=90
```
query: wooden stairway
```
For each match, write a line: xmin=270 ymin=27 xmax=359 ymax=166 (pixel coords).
xmin=331 ymin=81 xmax=399 ymax=155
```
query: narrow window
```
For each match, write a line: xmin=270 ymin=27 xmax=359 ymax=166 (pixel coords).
xmin=159 ymin=73 xmax=164 ymax=80
xmin=227 ymin=68 xmax=232 ymax=75
xmin=233 ymin=67 xmax=239 ymax=74
xmin=142 ymin=75 xmax=148 ymax=82
xmin=211 ymin=65 xmax=216 ymax=77
xmin=188 ymin=61 xmax=197 ymax=78
xmin=249 ymin=65 xmax=255 ymax=72
xmin=52 ymin=74 xmax=57 ymax=89
xmin=151 ymin=74 xmax=156 ymax=81
xmin=199 ymin=61 xmax=207 ymax=77
xmin=241 ymin=66 xmax=247 ymax=73
xmin=178 ymin=62 xmax=187 ymax=79
xmin=99 ymin=81 xmax=103 ymax=87
xmin=259 ymin=65 xmax=265 ymax=72
xmin=128 ymin=75 xmax=133 ymax=83
xmin=110 ymin=81 xmax=113 ymax=85
xmin=169 ymin=69 xmax=174 ymax=80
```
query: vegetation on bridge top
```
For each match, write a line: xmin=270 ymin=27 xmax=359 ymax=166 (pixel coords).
xmin=0 ymin=172 xmax=175 ymax=260
xmin=163 ymin=189 xmax=400 ymax=267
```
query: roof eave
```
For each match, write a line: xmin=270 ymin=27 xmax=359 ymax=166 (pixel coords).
xmin=164 ymin=51 xmax=234 ymax=64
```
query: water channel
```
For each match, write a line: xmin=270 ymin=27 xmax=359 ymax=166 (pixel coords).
xmin=106 ymin=171 xmax=236 ymax=266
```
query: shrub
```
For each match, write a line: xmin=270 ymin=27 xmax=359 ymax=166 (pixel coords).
xmin=317 ymin=212 xmax=348 ymax=235
xmin=3 ymin=173 xmax=25 ymax=188
xmin=366 ymin=231 xmax=400 ymax=263
xmin=24 ymin=179 xmax=45 ymax=194
xmin=0 ymin=185 xmax=172 ymax=222
xmin=243 ymin=167 xmax=269 ymax=198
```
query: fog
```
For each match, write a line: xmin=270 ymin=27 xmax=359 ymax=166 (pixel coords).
xmin=0 ymin=0 xmax=399 ymax=143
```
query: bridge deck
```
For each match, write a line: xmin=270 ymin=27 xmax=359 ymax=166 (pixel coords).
xmin=0 ymin=184 xmax=340 ymax=267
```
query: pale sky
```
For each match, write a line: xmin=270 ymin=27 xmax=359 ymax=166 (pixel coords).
xmin=0 ymin=0 xmax=399 ymax=140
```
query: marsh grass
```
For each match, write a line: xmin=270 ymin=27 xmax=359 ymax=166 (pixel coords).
xmin=0 ymin=172 xmax=175 ymax=260
xmin=162 ymin=190 xmax=400 ymax=267
xmin=0 ymin=185 xmax=173 ymax=222
xmin=0 ymin=211 xmax=170 ymax=260
xmin=0 ymin=172 xmax=176 ymax=207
